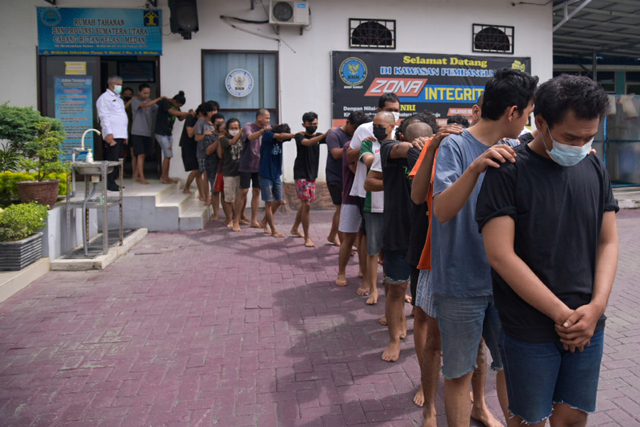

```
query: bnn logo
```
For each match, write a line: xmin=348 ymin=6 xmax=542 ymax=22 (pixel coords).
xmin=364 ymin=78 xmax=427 ymax=97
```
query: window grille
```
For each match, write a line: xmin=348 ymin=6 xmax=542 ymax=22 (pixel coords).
xmin=473 ymin=24 xmax=514 ymax=54
xmin=349 ymin=19 xmax=396 ymax=49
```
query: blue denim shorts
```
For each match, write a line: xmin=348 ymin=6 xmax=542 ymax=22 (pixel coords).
xmin=155 ymin=134 xmax=173 ymax=158
xmin=433 ymin=294 xmax=503 ymax=379
xmin=382 ymin=248 xmax=411 ymax=285
xmin=259 ymin=176 xmax=283 ymax=202
xmin=500 ymin=328 xmax=604 ymax=424
xmin=362 ymin=211 xmax=383 ymax=256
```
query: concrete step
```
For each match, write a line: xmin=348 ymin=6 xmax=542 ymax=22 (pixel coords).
xmin=97 ymin=179 xmax=211 ymax=232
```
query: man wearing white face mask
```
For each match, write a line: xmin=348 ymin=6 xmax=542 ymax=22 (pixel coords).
xmin=96 ymin=75 xmax=129 ymax=191
xmin=477 ymin=75 xmax=619 ymax=427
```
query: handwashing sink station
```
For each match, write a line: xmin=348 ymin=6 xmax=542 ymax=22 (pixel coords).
xmin=71 ymin=162 xmax=114 ymax=176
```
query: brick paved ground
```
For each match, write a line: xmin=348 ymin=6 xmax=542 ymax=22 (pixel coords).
xmin=0 ymin=209 xmax=639 ymax=427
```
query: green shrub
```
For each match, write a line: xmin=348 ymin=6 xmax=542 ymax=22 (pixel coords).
xmin=0 ymin=104 xmax=64 ymax=152
xmin=19 ymin=121 xmax=67 ymax=181
xmin=0 ymin=145 xmax=21 ymax=172
xmin=0 ymin=202 xmax=48 ymax=242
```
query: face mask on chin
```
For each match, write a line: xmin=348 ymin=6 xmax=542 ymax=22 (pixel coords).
xmin=542 ymin=127 xmax=592 ymax=167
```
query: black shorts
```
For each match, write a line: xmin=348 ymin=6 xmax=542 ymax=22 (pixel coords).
xmin=130 ymin=135 xmax=153 ymax=157
xmin=409 ymin=265 xmax=419 ymax=306
xmin=181 ymin=142 xmax=198 ymax=172
xmin=327 ymin=180 xmax=343 ymax=206
xmin=239 ymin=172 xmax=260 ymax=189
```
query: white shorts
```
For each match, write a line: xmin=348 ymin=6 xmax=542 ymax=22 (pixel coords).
xmin=338 ymin=203 xmax=362 ymax=234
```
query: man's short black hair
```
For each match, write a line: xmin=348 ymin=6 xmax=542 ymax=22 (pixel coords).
xmin=272 ymin=123 xmax=291 ymax=134
xmin=302 ymin=111 xmax=318 ymax=123
xmin=212 ymin=113 xmax=225 ymax=122
xmin=256 ymin=108 xmax=269 ymax=118
xmin=207 ymin=100 xmax=220 ymax=112
xmin=138 ymin=83 xmax=150 ymax=92
xmin=347 ymin=111 xmax=369 ymax=128
xmin=447 ymin=115 xmax=470 ymax=128
xmin=534 ymin=74 xmax=609 ymax=129
xmin=378 ymin=93 xmax=400 ymax=110
xmin=197 ymin=102 xmax=215 ymax=115
xmin=481 ymin=68 xmax=538 ymax=121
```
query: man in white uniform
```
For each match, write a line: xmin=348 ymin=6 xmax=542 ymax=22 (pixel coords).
xmin=96 ymin=75 xmax=129 ymax=191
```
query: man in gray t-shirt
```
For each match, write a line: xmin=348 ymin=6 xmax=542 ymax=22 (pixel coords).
xmin=430 ymin=68 xmax=537 ymax=427
xmin=130 ymin=83 xmax=163 ymax=184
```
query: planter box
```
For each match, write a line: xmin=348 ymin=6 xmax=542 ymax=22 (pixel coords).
xmin=0 ymin=232 xmax=43 ymax=271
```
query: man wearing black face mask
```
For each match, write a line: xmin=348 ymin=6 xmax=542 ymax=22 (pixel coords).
xmin=292 ymin=111 xmax=333 ymax=247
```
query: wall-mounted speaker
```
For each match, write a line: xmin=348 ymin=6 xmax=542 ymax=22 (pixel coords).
xmin=169 ymin=0 xmax=199 ymax=39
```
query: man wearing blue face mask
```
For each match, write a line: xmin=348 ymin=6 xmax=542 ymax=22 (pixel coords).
xmin=96 ymin=75 xmax=129 ymax=191
xmin=476 ymin=75 xmax=619 ymax=427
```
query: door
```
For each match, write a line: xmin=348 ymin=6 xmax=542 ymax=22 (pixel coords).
xmin=39 ymin=56 xmax=103 ymax=159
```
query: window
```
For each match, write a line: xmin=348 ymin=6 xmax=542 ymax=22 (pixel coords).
xmin=349 ymin=19 xmax=396 ymax=49
xmin=202 ymin=51 xmax=278 ymax=128
xmin=473 ymin=24 xmax=514 ymax=54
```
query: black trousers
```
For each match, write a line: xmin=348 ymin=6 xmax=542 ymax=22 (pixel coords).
xmin=104 ymin=138 xmax=125 ymax=187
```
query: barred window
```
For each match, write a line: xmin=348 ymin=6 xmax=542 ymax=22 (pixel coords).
xmin=473 ymin=24 xmax=514 ymax=54
xmin=349 ymin=19 xmax=396 ymax=49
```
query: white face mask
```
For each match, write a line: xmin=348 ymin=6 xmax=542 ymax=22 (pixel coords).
xmin=542 ymin=127 xmax=593 ymax=167
xmin=392 ymin=112 xmax=400 ymax=123
xmin=229 ymin=130 xmax=239 ymax=136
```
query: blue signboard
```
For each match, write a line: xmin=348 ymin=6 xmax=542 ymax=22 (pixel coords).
xmin=37 ymin=8 xmax=162 ymax=56
xmin=54 ymin=76 xmax=94 ymax=159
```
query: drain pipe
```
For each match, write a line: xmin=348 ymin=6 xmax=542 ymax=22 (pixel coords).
xmin=82 ymin=182 xmax=98 ymax=257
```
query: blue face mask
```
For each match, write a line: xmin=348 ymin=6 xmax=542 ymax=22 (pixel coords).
xmin=542 ymin=127 xmax=592 ymax=167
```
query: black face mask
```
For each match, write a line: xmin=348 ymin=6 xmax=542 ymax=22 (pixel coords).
xmin=122 ymin=96 xmax=132 ymax=102
xmin=373 ymin=126 xmax=388 ymax=142
xmin=305 ymin=126 xmax=318 ymax=134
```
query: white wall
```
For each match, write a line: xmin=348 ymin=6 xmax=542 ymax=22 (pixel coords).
xmin=0 ymin=0 xmax=553 ymax=182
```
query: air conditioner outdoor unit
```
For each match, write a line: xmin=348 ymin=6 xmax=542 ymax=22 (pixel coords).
xmin=269 ymin=0 xmax=310 ymax=26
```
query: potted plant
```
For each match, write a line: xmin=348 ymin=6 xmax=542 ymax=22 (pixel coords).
xmin=16 ymin=121 xmax=67 ymax=208
xmin=0 ymin=104 xmax=66 ymax=208
xmin=0 ymin=202 xmax=48 ymax=271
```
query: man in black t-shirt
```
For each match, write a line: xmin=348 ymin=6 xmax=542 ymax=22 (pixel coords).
xmin=477 ymin=75 xmax=618 ymax=426
xmin=291 ymin=111 xmax=332 ymax=248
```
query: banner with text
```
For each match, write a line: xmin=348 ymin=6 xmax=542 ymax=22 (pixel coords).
xmin=332 ymin=52 xmax=531 ymax=126
xmin=55 ymin=76 xmax=93 ymax=159
xmin=38 ymin=7 xmax=162 ymax=56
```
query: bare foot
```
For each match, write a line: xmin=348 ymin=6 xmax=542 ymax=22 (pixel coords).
xmin=470 ymin=391 xmax=474 ymax=404
xmin=405 ymin=295 xmax=412 ymax=304
xmin=140 ymin=179 xmax=150 ymax=185
xmin=381 ymin=342 xmax=401 ymax=362
xmin=366 ymin=293 xmax=378 ymax=305
xmin=471 ymin=405 xmax=504 ymax=427
xmin=183 ymin=187 xmax=191 ymax=194
xmin=304 ymin=238 xmax=315 ymax=247
xmin=413 ymin=386 xmax=425 ymax=407
xmin=378 ymin=316 xmax=387 ymax=326
xmin=250 ymin=222 xmax=261 ymax=228
xmin=160 ymin=177 xmax=173 ymax=184
xmin=290 ymin=228 xmax=304 ymax=238
xmin=239 ymin=219 xmax=249 ymax=225
xmin=335 ymin=274 xmax=347 ymax=287
xmin=327 ymin=235 xmax=341 ymax=246
xmin=356 ymin=285 xmax=370 ymax=296
xmin=226 ymin=222 xmax=233 ymax=229
xmin=133 ymin=176 xmax=141 ymax=182
xmin=260 ymin=219 xmax=270 ymax=234
xmin=212 ymin=213 xmax=220 ymax=221
xmin=271 ymin=230 xmax=284 ymax=238
xmin=199 ymin=195 xmax=206 ymax=201
xmin=242 ymin=215 xmax=250 ymax=222
xmin=357 ymin=270 xmax=363 ymax=278
xmin=232 ymin=224 xmax=241 ymax=232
